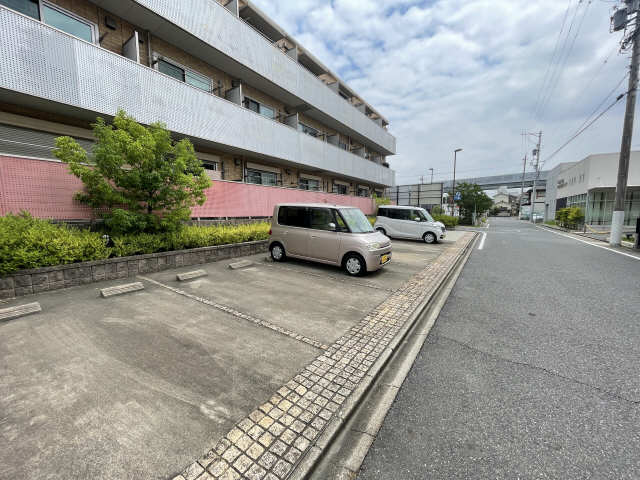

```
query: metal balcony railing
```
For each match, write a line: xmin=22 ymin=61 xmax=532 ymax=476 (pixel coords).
xmin=0 ymin=7 xmax=395 ymax=186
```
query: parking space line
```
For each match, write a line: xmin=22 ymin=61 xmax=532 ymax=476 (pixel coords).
xmin=138 ymin=275 xmax=329 ymax=350
xmin=260 ymin=261 xmax=396 ymax=293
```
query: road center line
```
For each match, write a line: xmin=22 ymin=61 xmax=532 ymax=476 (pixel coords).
xmin=477 ymin=232 xmax=487 ymax=250
xmin=537 ymin=226 xmax=640 ymax=261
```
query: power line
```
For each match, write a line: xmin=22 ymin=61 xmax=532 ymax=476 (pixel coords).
xmin=538 ymin=0 xmax=592 ymax=121
xmin=575 ymin=71 xmax=629 ymax=133
xmin=574 ymin=41 xmax=620 ymax=103
xmin=537 ymin=1 xmax=585 ymax=118
xmin=545 ymin=91 xmax=626 ymax=164
xmin=533 ymin=0 xmax=573 ymax=120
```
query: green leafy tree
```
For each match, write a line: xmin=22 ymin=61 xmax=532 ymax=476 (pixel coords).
xmin=372 ymin=193 xmax=392 ymax=208
xmin=431 ymin=205 xmax=443 ymax=215
xmin=54 ymin=110 xmax=211 ymax=233
xmin=455 ymin=182 xmax=493 ymax=225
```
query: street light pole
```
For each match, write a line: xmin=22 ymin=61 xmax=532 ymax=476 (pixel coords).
xmin=453 ymin=148 xmax=462 ymax=216
xmin=429 ymin=168 xmax=434 ymax=184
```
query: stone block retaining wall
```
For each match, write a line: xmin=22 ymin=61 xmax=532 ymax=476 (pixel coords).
xmin=0 ymin=240 xmax=268 ymax=299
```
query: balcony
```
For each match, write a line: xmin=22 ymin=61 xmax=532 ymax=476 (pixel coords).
xmin=0 ymin=7 xmax=395 ymax=187
xmin=90 ymin=0 xmax=397 ymax=156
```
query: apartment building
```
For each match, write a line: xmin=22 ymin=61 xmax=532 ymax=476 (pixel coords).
xmin=0 ymin=0 xmax=396 ymax=220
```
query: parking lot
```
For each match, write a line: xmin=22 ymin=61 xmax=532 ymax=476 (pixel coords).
xmin=0 ymin=232 xmax=465 ymax=480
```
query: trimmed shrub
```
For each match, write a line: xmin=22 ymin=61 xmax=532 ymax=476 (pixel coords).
xmin=111 ymin=223 xmax=270 ymax=255
xmin=0 ymin=213 xmax=111 ymax=274
xmin=433 ymin=214 xmax=459 ymax=228
xmin=0 ymin=214 xmax=270 ymax=275
xmin=555 ymin=207 xmax=584 ymax=229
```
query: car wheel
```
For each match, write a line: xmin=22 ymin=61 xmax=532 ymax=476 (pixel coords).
xmin=344 ymin=253 xmax=366 ymax=277
xmin=270 ymin=243 xmax=286 ymax=262
xmin=376 ymin=227 xmax=387 ymax=236
xmin=423 ymin=232 xmax=436 ymax=244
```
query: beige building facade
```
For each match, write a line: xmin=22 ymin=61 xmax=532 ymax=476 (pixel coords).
xmin=0 ymin=0 xmax=396 ymax=219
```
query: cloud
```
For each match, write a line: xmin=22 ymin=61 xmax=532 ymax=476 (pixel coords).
xmin=251 ymin=0 xmax=635 ymax=187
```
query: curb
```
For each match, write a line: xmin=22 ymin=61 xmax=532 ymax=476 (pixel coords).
xmin=288 ymin=232 xmax=479 ymax=480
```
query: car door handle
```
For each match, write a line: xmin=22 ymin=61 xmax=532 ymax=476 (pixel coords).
xmin=310 ymin=235 xmax=318 ymax=238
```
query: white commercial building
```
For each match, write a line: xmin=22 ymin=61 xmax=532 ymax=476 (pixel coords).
xmin=545 ymin=152 xmax=640 ymax=226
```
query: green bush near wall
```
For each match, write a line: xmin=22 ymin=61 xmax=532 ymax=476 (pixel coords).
xmin=433 ymin=214 xmax=459 ymax=228
xmin=0 ymin=213 xmax=270 ymax=275
xmin=555 ymin=207 xmax=584 ymax=230
xmin=0 ymin=213 xmax=111 ymax=274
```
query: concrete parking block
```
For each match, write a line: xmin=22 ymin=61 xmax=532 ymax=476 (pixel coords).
xmin=0 ymin=302 xmax=41 ymax=321
xmin=100 ymin=281 xmax=144 ymax=297
xmin=177 ymin=270 xmax=208 ymax=281
xmin=228 ymin=260 xmax=254 ymax=270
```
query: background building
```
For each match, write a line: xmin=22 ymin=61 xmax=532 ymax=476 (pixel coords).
xmin=384 ymin=183 xmax=444 ymax=212
xmin=0 ymin=0 xmax=396 ymax=220
xmin=520 ymin=187 xmax=546 ymax=219
xmin=492 ymin=186 xmax=519 ymax=215
xmin=545 ymin=152 xmax=640 ymax=226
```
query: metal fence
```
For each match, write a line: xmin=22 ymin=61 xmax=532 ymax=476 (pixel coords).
xmin=385 ymin=183 xmax=443 ymax=210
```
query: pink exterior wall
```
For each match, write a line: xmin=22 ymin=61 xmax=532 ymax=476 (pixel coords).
xmin=0 ymin=155 xmax=376 ymax=219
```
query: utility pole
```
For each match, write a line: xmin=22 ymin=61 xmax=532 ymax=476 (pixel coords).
xmin=452 ymin=148 xmax=462 ymax=216
xmin=520 ymin=154 xmax=527 ymax=218
xmin=530 ymin=132 xmax=542 ymax=224
xmin=429 ymin=168 xmax=434 ymax=184
xmin=611 ymin=2 xmax=640 ymax=246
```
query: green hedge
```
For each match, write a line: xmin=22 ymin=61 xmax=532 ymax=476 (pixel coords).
xmin=433 ymin=214 xmax=459 ymax=228
xmin=555 ymin=207 xmax=584 ymax=229
xmin=0 ymin=213 xmax=270 ymax=275
xmin=0 ymin=213 xmax=111 ymax=274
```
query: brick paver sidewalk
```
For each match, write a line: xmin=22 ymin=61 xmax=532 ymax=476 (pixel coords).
xmin=174 ymin=233 xmax=475 ymax=480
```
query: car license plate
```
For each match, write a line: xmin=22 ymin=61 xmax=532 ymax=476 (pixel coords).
xmin=381 ymin=254 xmax=390 ymax=264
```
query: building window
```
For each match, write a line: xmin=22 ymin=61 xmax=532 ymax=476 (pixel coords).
xmin=338 ymin=142 xmax=348 ymax=151
xmin=2 ymin=1 xmax=98 ymax=42
xmin=202 ymin=161 xmax=218 ymax=171
xmin=299 ymin=177 xmax=320 ymax=191
xmin=155 ymin=56 xmax=211 ymax=93
xmin=246 ymin=168 xmax=278 ymax=186
xmin=243 ymin=97 xmax=276 ymax=120
xmin=298 ymin=122 xmax=319 ymax=138
xmin=357 ymin=186 xmax=369 ymax=197
xmin=200 ymin=160 xmax=219 ymax=179
xmin=1 ymin=0 xmax=39 ymax=19
xmin=334 ymin=183 xmax=347 ymax=195
xmin=42 ymin=2 xmax=95 ymax=42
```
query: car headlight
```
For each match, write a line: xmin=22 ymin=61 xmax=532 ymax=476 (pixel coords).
xmin=366 ymin=242 xmax=381 ymax=251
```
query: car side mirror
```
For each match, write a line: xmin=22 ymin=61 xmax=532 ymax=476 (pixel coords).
xmin=328 ymin=222 xmax=336 ymax=231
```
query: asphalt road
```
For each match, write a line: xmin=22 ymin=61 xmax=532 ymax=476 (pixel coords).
xmin=358 ymin=217 xmax=640 ymax=480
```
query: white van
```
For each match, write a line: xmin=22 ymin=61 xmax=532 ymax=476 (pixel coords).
xmin=374 ymin=205 xmax=445 ymax=244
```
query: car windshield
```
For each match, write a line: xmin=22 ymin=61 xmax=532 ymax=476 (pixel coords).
xmin=339 ymin=208 xmax=374 ymax=233
xmin=418 ymin=208 xmax=435 ymax=222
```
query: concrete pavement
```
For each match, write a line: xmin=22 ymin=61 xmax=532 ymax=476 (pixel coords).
xmin=0 ymin=233 xmax=466 ymax=480
xmin=358 ymin=217 xmax=640 ymax=480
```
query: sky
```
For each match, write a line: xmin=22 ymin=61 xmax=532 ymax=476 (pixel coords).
xmin=251 ymin=0 xmax=638 ymax=188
